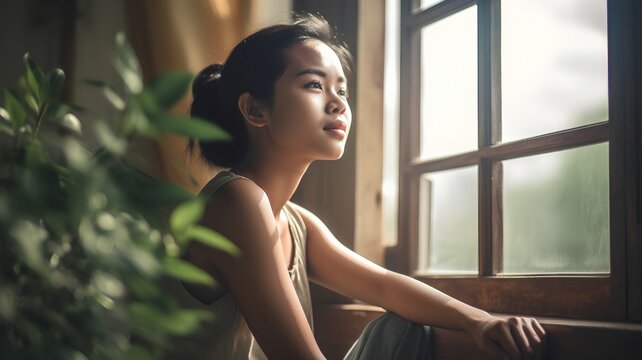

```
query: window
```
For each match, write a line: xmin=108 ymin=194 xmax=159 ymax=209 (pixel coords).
xmin=391 ymin=0 xmax=641 ymax=321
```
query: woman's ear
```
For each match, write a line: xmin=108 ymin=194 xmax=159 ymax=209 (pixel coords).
xmin=238 ymin=92 xmax=268 ymax=128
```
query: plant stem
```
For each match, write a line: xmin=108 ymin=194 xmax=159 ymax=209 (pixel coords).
xmin=33 ymin=103 xmax=48 ymax=139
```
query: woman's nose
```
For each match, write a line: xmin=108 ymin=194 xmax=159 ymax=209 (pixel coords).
xmin=326 ymin=97 xmax=346 ymax=115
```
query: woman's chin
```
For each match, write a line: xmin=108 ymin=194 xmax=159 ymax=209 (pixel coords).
xmin=324 ymin=147 xmax=345 ymax=160
xmin=306 ymin=142 xmax=347 ymax=161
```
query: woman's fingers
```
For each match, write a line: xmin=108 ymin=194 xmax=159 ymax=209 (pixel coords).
xmin=528 ymin=318 xmax=547 ymax=360
xmin=496 ymin=323 xmax=521 ymax=360
xmin=508 ymin=317 xmax=533 ymax=359
xmin=476 ymin=316 xmax=547 ymax=359
xmin=523 ymin=318 xmax=544 ymax=348
xmin=522 ymin=322 xmax=541 ymax=359
xmin=533 ymin=318 xmax=546 ymax=337
xmin=521 ymin=317 xmax=547 ymax=360
xmin=522 ymin=319 xmax=540 ymax=344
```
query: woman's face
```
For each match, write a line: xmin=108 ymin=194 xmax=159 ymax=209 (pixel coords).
xmin=262 ymin=39 xmax=352 ymax=161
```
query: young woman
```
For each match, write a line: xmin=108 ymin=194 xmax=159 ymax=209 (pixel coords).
xmin=183 ymin=14 xmax=546 ymax=360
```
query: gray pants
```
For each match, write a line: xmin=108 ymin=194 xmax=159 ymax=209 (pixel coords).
xmin=343 ymin=312 xmax=435 ymax=360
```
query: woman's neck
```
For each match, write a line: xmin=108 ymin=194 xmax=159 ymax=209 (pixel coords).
xmin=230 ymin=151 xmax=311 ymax=218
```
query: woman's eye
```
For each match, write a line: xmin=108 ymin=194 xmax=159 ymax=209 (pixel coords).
xmin=306 ymin=81 xmax=323 ymax=90
xmin=305 ymin=82 xmax=348 ymax=98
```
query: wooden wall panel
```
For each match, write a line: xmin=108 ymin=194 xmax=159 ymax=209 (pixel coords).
xmin=291 ymin=0 xmax=359 ymax=251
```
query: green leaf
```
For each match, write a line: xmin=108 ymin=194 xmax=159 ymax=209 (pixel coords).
xmin=184 ymin=225 xmax=240 ymax=255
xmin=0 ymin=106 xmax=10 ymax=123
xmin=145 ymin=71 xmax=193 ymax=110
xmin=45 ymin=103 xmax=72 ymax=124
xmin=23 ymin=53 xmax=43 ymax=101
xmin=11 ymin=220 xmax=48 ymax=272
xmin=114 ymin=32 xmax=143 ymax=94
xmin=169 ymin=197 xmax=204 ymax=234
xmin=41 ymin=68 xmax=65 ymax=103
xmin=124 ymin=245 xmax=162 ymax=276
xmin=3 ymin=88 xmax=25 ymax=129
xmin=25 ymin=92 xmax=39 ymax=113
xmin=127 ymin=276 xmax=162 ymax=299
xmin=124 ymin=102 xmax=153 ymax=136
xmin=61 ymin=113 xmax=82 ymax=134
xmin=163 ymin=257 xmax=214 ymax=286
xmin=84 ymin=79 xmax=125 ymax=110
xmin=95 ymin=121 xmax=127 ymax=155
xmin=108 ymin=164 xmax=194 ymax=207
xmin=0 ymin=119 xmax=14 ymax=136
xmin=18 ymin=124 xmax=33 ymax=136
xmin=126 ymin=345 xmax=153 ymax=360
xmin=25 ymin=139 xmax=46 ymax=165
xmin=114 ymin=61 xmax=143 ymax=95
xmin=129 ymin=303 xmax=212 ymax=335
xmin=18 ymin=76 xmax=29 ymax=94
xmin=153 ymin=115 xmax=231 ymax=140
xmin=138 ymin=91 xmax=160 ymax=114
xmin=18 ymin=75 xmax=39 ymax=110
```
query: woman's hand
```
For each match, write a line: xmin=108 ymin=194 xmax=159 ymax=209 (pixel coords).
xmin=469 ymin=314 xmax=546 ymax=360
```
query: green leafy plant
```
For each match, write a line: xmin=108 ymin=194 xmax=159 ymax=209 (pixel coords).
xmin=0 ymin=32 xmax=237 ymax=359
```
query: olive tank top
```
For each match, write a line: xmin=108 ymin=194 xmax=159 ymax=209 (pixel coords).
xmin=199 ymin=170 xmax=314 ymax=359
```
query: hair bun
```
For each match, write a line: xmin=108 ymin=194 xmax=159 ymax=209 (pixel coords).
xmin=192 ymin=63 xmax=224 ymax=100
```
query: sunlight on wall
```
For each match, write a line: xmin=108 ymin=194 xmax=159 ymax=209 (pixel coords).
xmin=382 ymin=0 xmax=401 ymax=247
xmin=252 ymin=0 xmax=292 ymax=28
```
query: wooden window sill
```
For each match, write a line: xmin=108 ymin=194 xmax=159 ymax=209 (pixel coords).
xmin=313 ymin=303 xmax=642 ymax=360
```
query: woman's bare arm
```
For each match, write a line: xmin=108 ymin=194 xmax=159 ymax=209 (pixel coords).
xmin=295 ymin=202 xmax=545 ymax=360
xmin=185 ymin=181 xmax=325 ymax=360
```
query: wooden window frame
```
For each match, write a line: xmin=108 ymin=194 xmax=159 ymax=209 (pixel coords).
xmin=389 ymin=0 xmax=642 ymax=322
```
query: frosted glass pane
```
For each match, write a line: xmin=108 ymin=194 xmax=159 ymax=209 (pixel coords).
xmin=420 ymin=6 xmax=478 ymax=160
xmin=503 ymin=143 xmax=609 ymax=274
xmin=418 ymin=0 xmax=445 ymax=12
xmin=501 ymin=0 xmax=608 ymax=142
xmin=418 ymin=166 xmax=478 ymax=274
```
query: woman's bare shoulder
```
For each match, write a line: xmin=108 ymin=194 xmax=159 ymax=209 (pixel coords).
xmin=206 ymin=176 xmax=267 ymax=214
xmin=187 ymin=181 xmax=322 ymax=358
xmin=198 ymin=177 xmax=278 ymax=248
xmin=286 ymin=201 xmax=324 ymax=230
xmin=182 ymin=178 xmax=275 ymax=303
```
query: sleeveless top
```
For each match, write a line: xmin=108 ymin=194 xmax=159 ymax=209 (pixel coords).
xmin=199 ymin=170 xmax=314 ymax=359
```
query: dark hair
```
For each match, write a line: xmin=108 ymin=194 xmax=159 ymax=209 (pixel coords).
xmin=187 ymin=13 xmax=353 ymax=168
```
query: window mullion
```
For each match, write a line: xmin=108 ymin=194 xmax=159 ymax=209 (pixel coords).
xmin=608 ymin=0 xmax=638 ymax=321
xmin=477 ymin=0 xmax=501 ymax=276
xmin=394 ymin=0 xmax=422 ymax=275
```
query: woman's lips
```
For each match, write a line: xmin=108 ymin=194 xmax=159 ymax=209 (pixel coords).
xmin=324 ymin=128 xmax=346 ymax=139
xmin=323 ymin=119 xmax=347 ymax=139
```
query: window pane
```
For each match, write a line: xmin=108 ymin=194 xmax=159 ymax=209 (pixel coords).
xmin=420 ymin=5 xmax=478 ymax=160
xmin=501 ymin=0 xmax=609 ymax=142
xmin=502 ymin=143 xmax=610 ymax=274
xmin=418 ymin=166 xmax=478 ymax=274
xmin=417 ymin=0 xmax=445 ymax=12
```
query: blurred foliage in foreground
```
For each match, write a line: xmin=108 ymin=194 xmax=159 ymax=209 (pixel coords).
xmin=0 ymin=32 xmax=238 ymax=359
